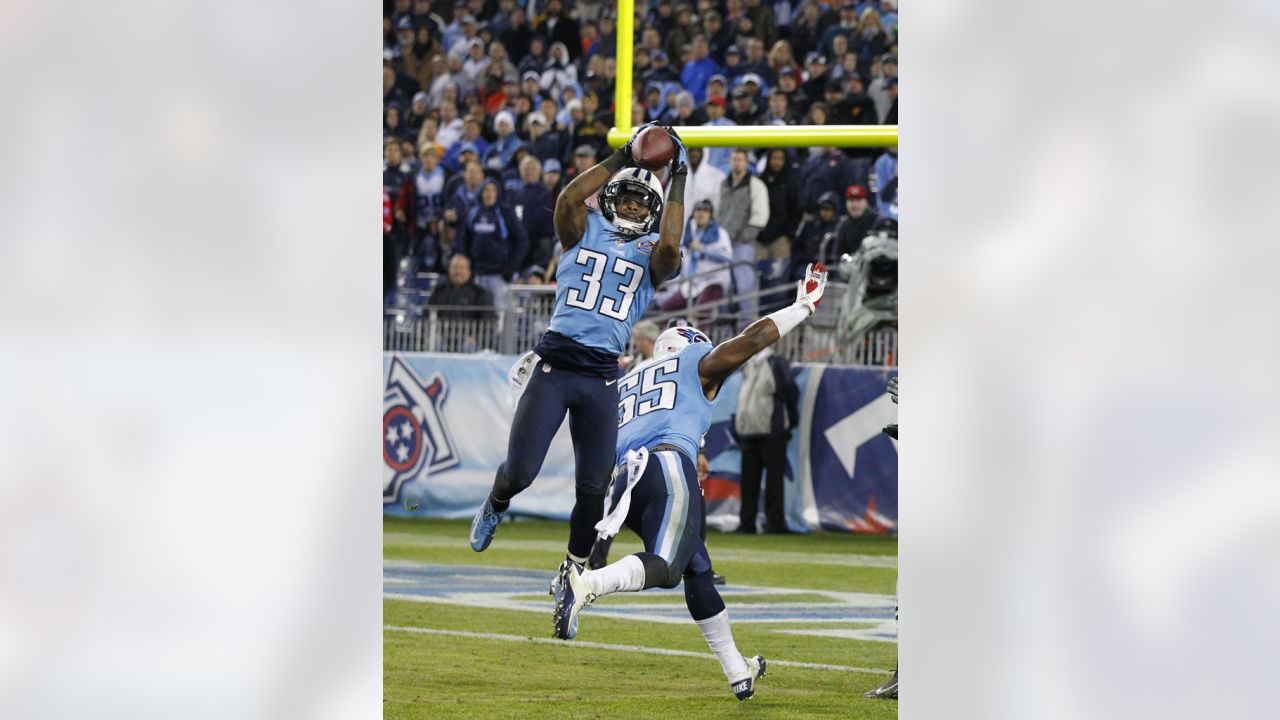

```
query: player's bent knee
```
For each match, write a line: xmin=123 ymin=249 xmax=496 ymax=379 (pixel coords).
xmin=636 ymin=552 xmax=681 ymax=589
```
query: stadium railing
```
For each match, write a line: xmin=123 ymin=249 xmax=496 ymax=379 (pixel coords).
xmin=384 ymin=279 xmax=896 ymax=366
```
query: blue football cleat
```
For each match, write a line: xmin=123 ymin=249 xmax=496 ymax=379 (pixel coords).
xmin=469 ymin=498 xmax=504 ymax=552
xmin=552 ymin=561 xmax=594 ymax=640
xmin=732 ymin=655 xmax=767 ymax=701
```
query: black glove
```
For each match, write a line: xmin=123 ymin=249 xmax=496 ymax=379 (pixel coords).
xmin=665 ymin=125 xmax=688 ymax=176
xmin=882 ymin=424 xmax=898 ymax=440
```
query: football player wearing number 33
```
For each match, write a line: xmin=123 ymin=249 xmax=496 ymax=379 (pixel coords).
xmin=469 ymin=124 xmax=689 ymax=570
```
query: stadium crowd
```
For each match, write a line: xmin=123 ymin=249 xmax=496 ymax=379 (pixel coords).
xmin=383 ymin=0 xmax=899 ymax=310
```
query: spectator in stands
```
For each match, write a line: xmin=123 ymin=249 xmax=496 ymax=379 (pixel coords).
xmin=444 ymin=159 xmax=486 ymax=234
xmin=482 ymin=110 xmax=525 ymax=173
xmin=666 ymin=4 xmax=695 ymax=65
xmin=728 ymin=85 xmax=763 ymax=125
xmin=788 ymin=191 xmax=842 ymax=281
xmin=566 ymin=144 xmax=597 ymax=186
xmin=536 ymin=1 xmax=583 ymax=60
xmin=723 ymin=44 xmax=746 ymax=82
xmin=456 ymin=180 xmax=528 ymax=310
xmin=801 ymin=146 xmax=861 ymax=211
xmin=767 ymin=39 xmax=798 ymax=78
xmin=705 ymin=73 xmax=730 ymax=106
xmin=831 ymin=72 xmax=878 ymax=126
xmin=509 ymin=155 xmax=556 ymax=281
xmin=434 ymin=100 xmax=462 ymax=148
xmin=683 ymin=146 xmax=727 ymax=226
xmin=733 ymin=346 xmax=798 ymax=535
xmin=720 ymin=148 xmax=771 ymax=318
xmin=462 ymin=38 xmax=490 ymax=81
xmin=681 ymin=35 xmax=720 ymax=104
xmin=645 ymin=50 xmax=681 ymax=85
xmin=882 ymin=75 xmax=898 ymax=124
xmin=661 ymin=199 xmax=734 ymax=323
xmin=620 ymin=320 xmax=661 ymax=374
xmin=541 ymin=157 xmax=563 ymax=195
xmin=873 ymin=144 xmax=898 ymax=215
xmin=869 ymin=53 xmax=897 ymax=122
xmin=414 ymin=144 xmax=448 ymax=272
xmin=428 ymin=254 xmax=495 ymax=318
xmin=832 ymin=184 xmax=879 ymax=264
xmin=498 ymin=4 xmax=532 ymax=60
xmin=802 ymin=52 xmax=832 ymax=102
xmin=671 ymin=90 xmax=707 ymax=126
xmin=540 ymin=42 xmax=578 ymax=98
xmin=821 ymin=2 xmax=860 ymax=58
xmin=758 ymin=148 xmax=800 ymax=262
xmin=519 ymin=35 xmax=548 ymax=75
xmin=385 ymin=103 xmax=412 ymax=141
xmin=763 ymin=89 xmax=793 ymax=125
xmin=702 ymin=10 xmax=732 ymax=63
xmin=488 ymin=40 xmax=519 ymax=84
xmin=442 ymin=117 xmax=489 ymax=172
xmin=775 ymin=66 xmax=810 ymax=116
xmin=524 ymin=112 xmax=562 ymax=163
xmin=384 ymin=138 xmax=416 ymax=271
xmin=790 ymin=2 xmax=824 ymax=62
xmin=742 ymin=39 xmax=773 ymax=87
xmin=853 ymin=8 xmax=892 ymax=71
xmin=743 ymin=0 xmax=777 ymax=47
xmin=703 ymin=97 xmax=737 ymax=174
xmin=405 ymin=92 xmax=431 ymax=137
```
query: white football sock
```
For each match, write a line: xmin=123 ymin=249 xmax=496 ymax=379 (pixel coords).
xmin=586 ymin=554 xmax=645 ymax=598
xmin=695 ymin=610 xmax=750 ymax=682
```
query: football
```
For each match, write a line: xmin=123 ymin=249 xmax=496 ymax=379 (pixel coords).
xmin=631 ymin=126 xmax=677 ymax=170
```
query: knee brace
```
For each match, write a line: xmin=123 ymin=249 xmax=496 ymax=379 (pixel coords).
xmin=636 ymin=551 xmax=682 ymax=589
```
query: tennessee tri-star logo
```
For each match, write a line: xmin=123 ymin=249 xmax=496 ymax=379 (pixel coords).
xmin=384 ymin=358 xmax=459 ymax=505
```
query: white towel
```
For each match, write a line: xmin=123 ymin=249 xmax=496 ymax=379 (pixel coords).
xmin=594 ymin=448 xmax=650 ymax=540
xmin=507 ymin=350 xmax=541 ymax=403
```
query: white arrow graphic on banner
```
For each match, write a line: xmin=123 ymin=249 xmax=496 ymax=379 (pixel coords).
xmin=824 ymin=394 xmax=898 ymax=478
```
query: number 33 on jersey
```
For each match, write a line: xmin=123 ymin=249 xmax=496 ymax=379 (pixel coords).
xmin=548 ymin=207 xmax=661 ymax=355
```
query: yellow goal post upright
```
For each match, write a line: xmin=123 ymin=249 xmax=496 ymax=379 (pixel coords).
xmin=607 ymin=0 xmax=899 ymax=149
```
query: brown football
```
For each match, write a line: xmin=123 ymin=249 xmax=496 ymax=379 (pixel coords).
xmin=631 ymin=126 xmax=676 ymax=170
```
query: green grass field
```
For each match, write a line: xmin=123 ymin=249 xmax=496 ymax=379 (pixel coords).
xmin=384 ymin=517 xmax=897 ymax=719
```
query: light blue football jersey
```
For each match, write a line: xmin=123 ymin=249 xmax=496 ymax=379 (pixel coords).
xmin=616 ymin=342 xmax=716 ymax=461
xmin=547 ymin=207 xmax=660 ymax=356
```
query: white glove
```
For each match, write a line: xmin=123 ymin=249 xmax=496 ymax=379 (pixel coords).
xmin=887 ymin=377 xmax=898 ymax=404
xmin=795 ymin=262 xmax=829 ymax=313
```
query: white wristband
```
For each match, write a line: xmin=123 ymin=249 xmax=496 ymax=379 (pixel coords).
xmin=766 ymin=303 xmax=812 ymax=338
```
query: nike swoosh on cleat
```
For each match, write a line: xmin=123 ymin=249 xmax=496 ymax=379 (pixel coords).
xmin=605 ymin=380 xmax=617 ymax=386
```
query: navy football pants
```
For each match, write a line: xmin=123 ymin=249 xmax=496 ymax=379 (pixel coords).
xmin=492 ymin=361 xmax=619 ymax=559
xmin=610 ymin=450 xmax=724 ymax=621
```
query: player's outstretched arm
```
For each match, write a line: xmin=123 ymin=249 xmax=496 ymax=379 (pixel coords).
xmin=648 ymin=127 xmax=688 ymax=287
xmin=697 ymin=263 xmax=828 ymax=398
xmin=552 ymin=127 xmax=648 ymax=251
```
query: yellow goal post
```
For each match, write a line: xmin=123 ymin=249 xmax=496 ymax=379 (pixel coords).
xmin=607 ymin=0 xmax=898 ymax=149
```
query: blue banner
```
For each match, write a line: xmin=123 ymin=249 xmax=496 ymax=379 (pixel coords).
xmin=384 ymin=353 xmax=897 ymax=533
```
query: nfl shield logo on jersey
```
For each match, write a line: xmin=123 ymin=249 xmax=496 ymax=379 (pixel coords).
xmin=384 ymin=357 xmax=460 ymax=506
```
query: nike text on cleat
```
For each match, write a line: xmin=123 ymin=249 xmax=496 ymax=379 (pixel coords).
xmin=469 ymin=498 xmax=504 ymax=552
xmin=552 ymin=561 xmax=595 ymax=640
xmin=733 ymin=655 xmax=767 ymax=701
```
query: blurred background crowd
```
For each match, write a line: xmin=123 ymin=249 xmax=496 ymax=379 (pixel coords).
xmin=383 ymin=0 xmax=899 ymax=321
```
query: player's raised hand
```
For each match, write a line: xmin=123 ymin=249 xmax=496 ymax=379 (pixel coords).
xmin=617 ymin=123 xmax=655 ymax=166
xmin=795 ymin=262 xmax=828 ymax=313
xmin=664 ymin=125 xmax=688 ymax=176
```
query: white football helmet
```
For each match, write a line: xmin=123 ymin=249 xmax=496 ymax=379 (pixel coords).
xmin=600 ymin=167 xmax=665 ymax=237
xmin=652 ymin=325 xmax=711 ymax=359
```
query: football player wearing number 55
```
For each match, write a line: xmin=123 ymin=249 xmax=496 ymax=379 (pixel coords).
xmin=469 ymin=124 xmax=690 ymax=576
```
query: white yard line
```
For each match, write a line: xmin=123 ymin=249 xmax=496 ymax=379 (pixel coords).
xmin=384 ymin=533 xmax=897 ymax=568
xmin=384 ymin=624 xmax=892 ymax=675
